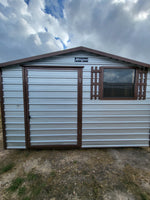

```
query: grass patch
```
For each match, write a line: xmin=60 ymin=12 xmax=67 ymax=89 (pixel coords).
xmin=27 ymin=172 xmax=39 ymax=181
xmin=122 ymin=165 xmax=150 ymax=200
xmin=18 ymin=186 xmax=26 ymax=196
xmin=140 ymin=193 xmax=150 ymax=200
xmin=50 ymin=171 xmax=56 ymax=177
xmin=0 ymin=163 xmax=14 ymax=174
xmin=22 ymin=197 xmax=30 ymax=200
xmin=26 ymin=172 xmax=46 ymax=200
xmin=8 ymin=177 xmax=24 ymax=192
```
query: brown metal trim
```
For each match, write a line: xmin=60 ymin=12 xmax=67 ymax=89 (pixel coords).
xmin=91 ymin=66 xmax=102 ymax=100
xmin=91 ymin=66 xmax=93 ymax=99
xmin=94 ymin=67 xmax=97 ymax=100
xmin=77 ymin=68 xmax=82 ymax=148
xmin=100 ymin=67 xmax=103 ymax=99
xmin=136 ymin=68 xmax=148 ymax=100
xmin=91 ymin=66 xmax=148 ymax=100
xmin=0 ymin=69 xmax=7 ymax=149
xmin=22 ymin=67 xmax=30 ymax=149
xmin=143 ymin=68 xmax=148 ymax=99
xmin=23 ymin=65 xmax=84 ymax=69
xmin=149 ymin=129 xmax=150 ymax=147
xmin=0 ymin=46 xmax=150 ymax=68
xmin=25 ymin=66 xmax=82 ymax=149
xmin=134 ymin=67 xmax=139 ymax=100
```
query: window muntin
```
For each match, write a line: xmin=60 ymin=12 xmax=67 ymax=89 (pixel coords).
xmin=90 ymin=67 xmax=148 ymax=100
xmin=103 ymin=69 xmax=135 ymax=98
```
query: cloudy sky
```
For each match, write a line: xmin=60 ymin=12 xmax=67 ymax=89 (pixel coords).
xmin=0 ymin=0 xmax=150 ymax=63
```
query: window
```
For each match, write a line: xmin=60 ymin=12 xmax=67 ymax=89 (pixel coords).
xmin=91 ymin=67 xmax=148 ymax=100
xmin=103 ymin=68 xmax=135 ymax=98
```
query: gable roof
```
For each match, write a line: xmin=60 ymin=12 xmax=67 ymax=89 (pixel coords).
xmin=0 ymin=46 xmax=150 ymax=68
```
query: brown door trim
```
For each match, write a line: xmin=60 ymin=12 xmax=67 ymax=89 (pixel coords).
xmin=0 ymin=69 xmax=7 ymax=149
xmin=23 ymin=66 xmax=83 ymax=149
xmin=22 ymin=67 xmax=30 ymax=149
xmin=77 ymin=68 xmax=82 ymax=148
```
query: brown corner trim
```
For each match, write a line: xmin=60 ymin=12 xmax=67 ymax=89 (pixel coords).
xmin=77 ymin=68 xmax=82 ymax=148
xmin=149 ymin=130 xmax=150 ymax=147
xmin=0 ymin=69 xmax=7 ymax=149
xmin=22 ymin=67 xmax=30 ymax=149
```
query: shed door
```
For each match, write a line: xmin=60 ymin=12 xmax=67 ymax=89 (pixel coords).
xmin=26 ymin=68 xmax=82 ymax=148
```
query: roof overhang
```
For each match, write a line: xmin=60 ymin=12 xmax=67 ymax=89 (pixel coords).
xmin=0 ymin=46 xmax=150 ymax=68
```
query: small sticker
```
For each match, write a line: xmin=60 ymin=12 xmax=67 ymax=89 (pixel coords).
xmin=75 ymin=57 xmax=88 ymax=62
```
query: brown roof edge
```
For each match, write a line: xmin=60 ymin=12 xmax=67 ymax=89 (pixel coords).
xmin=0 ymin=46 xmax=150 ymax=68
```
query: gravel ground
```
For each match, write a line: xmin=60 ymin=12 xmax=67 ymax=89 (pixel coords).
xmin=0 ymin=124 xmax=150 ymax=200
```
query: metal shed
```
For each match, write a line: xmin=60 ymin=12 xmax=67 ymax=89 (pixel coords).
xmin=0 ymin=46 xmax=150 ymax=149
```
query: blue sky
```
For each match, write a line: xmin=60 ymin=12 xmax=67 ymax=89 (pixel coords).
xmin=0 ymin=0 xmax=150 ymax=63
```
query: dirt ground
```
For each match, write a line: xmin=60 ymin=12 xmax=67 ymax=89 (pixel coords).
xmin=0 ymin=127 xmax=150 ymax=200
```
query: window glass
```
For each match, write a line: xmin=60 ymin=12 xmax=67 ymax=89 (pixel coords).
xmin=103 ymin=69 xmax=135 ymax=98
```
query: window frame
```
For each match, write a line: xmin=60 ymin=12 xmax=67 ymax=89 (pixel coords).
xmin=101 ymin=66 xmax=138 ymax=100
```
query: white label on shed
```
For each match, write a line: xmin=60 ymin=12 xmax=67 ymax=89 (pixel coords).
xmin=75 ymin=57 xmax=88 ymax=62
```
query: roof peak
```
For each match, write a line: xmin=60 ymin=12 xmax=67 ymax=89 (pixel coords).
xmin=0 ymin=46 xmax=150 ymax=68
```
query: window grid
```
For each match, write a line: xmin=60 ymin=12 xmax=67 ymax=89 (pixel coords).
xmin=91 ymin=66 xmax=148 ymax=100
xmin=91 ymin=66 xmax=102 ymax=100
xmin=137 ymin=68 xmax=148 ymax=100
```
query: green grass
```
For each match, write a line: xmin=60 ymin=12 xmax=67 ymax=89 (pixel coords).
xmin=8 ymin=177 xmax=24 ymax=192
xmin=18 ymin=186 xmax=26 ymax=196
xmin=0 ymin=163 xmax=14 ymax=174
xmin=22 ymin=197 xmax=30 ymax=200
xmin=50 ymin=171 xmax=56 ymax=177
xmin=27 ymin=172 xmax=39 ymax=181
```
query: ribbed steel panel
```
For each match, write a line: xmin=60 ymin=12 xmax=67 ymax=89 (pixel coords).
xmin=28 ymin=69 xmax=78 ymax=146
xmin=2 ymin=66 xmax=26 ymax=149
xmin=26 ymin=51 xmax=133 ymax=66
xmin=82 ymin=65 xmax=150 ymax=147
xmin=27 ymin=52 xmax=150 ymax=148
xmin=2 ymin=51 xmax=150 ymax=149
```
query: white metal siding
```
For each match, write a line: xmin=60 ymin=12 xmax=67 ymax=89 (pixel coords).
xmin=2 ymin=66 xmax=25 ymax=149
xmin=26 ymin=51 xmax=133 ymax=67
xmin=28 ymin=69 xmax=78 ymax=146
xmin=82 ymin=66 xmax=150 ymax=148
xmin=26 ymin=51 xmax=150 ymax=148
xmin=3 ymin=51 xmax=150 ymax=149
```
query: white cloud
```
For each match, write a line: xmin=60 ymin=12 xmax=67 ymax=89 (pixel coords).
xmin=0 ymin=0 xmax=68 ymax=62
xmin=64 ymin=0 xmax=150 ymax=63
xmin=0 ymin=0 xmax=150 ymax=63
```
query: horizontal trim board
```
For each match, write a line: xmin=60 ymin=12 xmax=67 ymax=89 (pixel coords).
xmin=31 ymin=134 xmax=76 ymax=137
xmin=83 ymin=127 xmax=149 ymax=130
xmin=83 ymin=109 xmax=150 ymax=111
xmin=82 ymin=139 xmax=148 ymax=142
xmin=5 ymin=121 xmax=148 ymax=125
xmin=28 ymin=109 xmax=78 ymax=112
xmin=7 ymin=147 xmax=26 ymax=149
xmin=82 ymin=144 xmax=149 ymax=148
xmin=83 ymin=133 xmax=149 ymax=136
xmin=8 ymin=114 xmax=148 ymax=118
xmin=83 ymin=115 xmax=150 ymax=118
xmin=83 ymin=121 xmax=150 ymax=124
xmin=6 ymin=134 xmax=25 ymax=136
xmin=31 ymin=140 xmax=77 ymax=143
xmin=29 ymin=102 xmax=77 ymax=106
